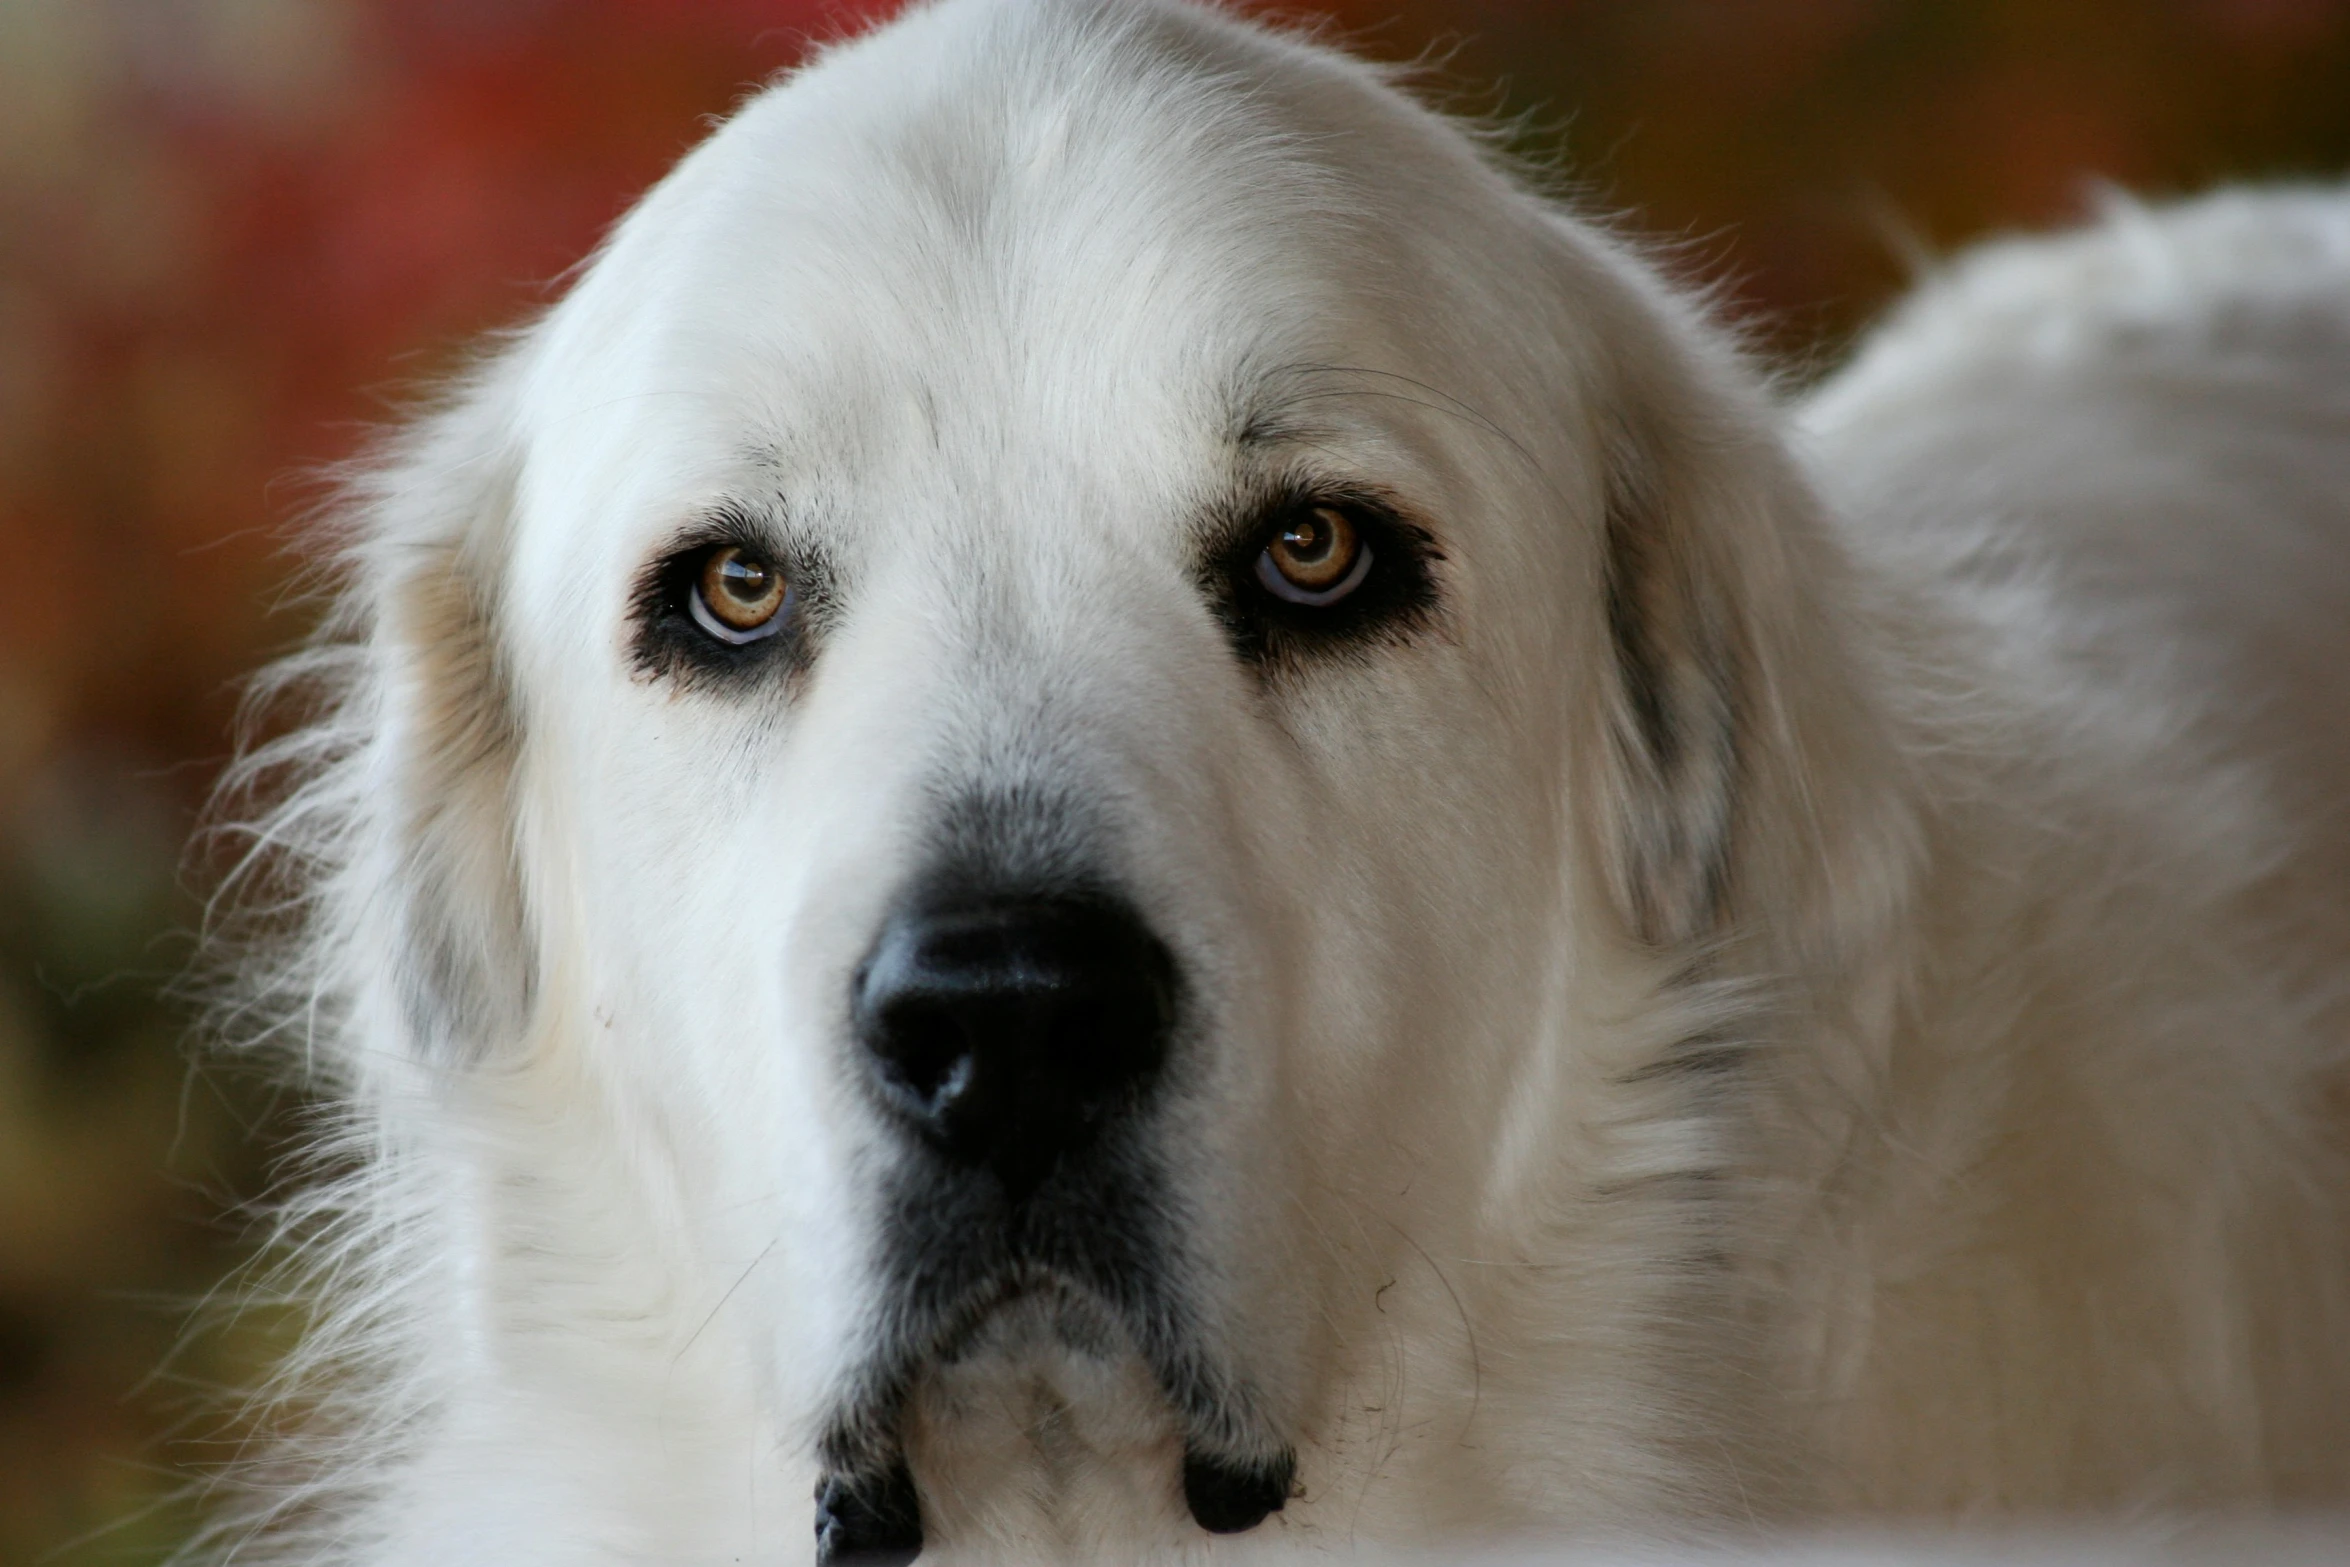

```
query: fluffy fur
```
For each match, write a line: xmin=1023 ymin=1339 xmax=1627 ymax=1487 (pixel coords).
xmin=203 ymin=1 xmax=2350 ymax=1560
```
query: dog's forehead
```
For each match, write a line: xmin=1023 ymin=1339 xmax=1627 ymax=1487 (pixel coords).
xmin=514 ymin=0 xmax=1464 ymax=563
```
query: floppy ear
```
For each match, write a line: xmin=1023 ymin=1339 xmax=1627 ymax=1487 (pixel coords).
xmin=350 ymin=375 xmax=536 ymax=1060
xmin=1590 ymin=403 xmax=1743 ymax=949
xmin=1568 ymin=262 xmax=1908 ymax=959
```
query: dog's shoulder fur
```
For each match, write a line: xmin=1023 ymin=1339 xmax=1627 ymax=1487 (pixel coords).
xmin=1785 ymin=181 xmax=2350 ymax=1508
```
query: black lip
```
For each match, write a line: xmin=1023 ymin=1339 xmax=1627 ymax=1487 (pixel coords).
xmin=815 ymin=1460 xmax=923 ymax=1566
xmin=1184 ymin=1446 xmax=1298 ymax=1533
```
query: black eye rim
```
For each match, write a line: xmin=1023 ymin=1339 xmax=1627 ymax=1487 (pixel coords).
xmin=630 ymin=515 xmax=821 ymax=684
xmin=1206 ymin=485 xmax=1442 ymax=665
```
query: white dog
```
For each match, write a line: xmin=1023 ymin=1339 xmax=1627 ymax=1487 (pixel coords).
xmin=208 ymin=0 xmax=2350 ymax=1561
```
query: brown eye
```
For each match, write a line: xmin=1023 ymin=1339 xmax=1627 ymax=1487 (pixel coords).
xmin=1256 ymin=506 xmax=1372 ymax=605
xmin=689 ymin=545 xmax=791 ymax=643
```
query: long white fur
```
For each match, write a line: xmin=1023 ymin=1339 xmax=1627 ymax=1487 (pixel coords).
xmin=202 ymin=0 xmax=2350 ymax=1561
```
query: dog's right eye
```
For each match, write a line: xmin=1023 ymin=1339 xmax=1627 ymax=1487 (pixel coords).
xmin=630 ymin=526 xmax=815 ymax=685
xmin=689 ymin=545 xmax=792 ymax=644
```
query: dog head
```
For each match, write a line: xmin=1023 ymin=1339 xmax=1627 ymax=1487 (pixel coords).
xmin=298 ymin=0 xmax=1901 ymax=1555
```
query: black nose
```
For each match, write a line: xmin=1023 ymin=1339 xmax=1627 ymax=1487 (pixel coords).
xmin=852 ymin=892 xmax=1177 ymax=1192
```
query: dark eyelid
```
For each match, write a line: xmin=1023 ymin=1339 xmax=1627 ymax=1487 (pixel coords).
xmin=671 ymin=505 xmax=788 ymax=563
xmin=1200 ymin=479 xmax=1391 ymax=565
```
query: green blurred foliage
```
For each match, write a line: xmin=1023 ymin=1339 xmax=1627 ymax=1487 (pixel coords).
xmin=0 ymin=0 xmax=2344 ymax=1559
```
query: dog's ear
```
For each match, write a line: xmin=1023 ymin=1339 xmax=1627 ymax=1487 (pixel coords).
xmin=1565 ymin=258 xmax=1908 ymax=958
xmin=351 ymin=377 xmax=536 ymax=1060
xmin=1589 ymin=407 xmax=1742 ymax=948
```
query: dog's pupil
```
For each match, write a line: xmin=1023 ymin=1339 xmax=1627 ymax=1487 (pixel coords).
xmin=720 ymin=555 xmax=772 ymax=603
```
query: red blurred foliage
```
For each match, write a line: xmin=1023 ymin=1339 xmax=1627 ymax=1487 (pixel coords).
xmin=0 ymin=1 xmax=907 ymax=806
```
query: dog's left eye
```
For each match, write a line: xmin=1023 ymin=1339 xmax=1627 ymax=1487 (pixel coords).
xmin=688 ymin=545 xmax=792 ymax=643
xmin=1255 ymin=506 xmax=1372 ymax=605
xmin=1206 ymin=491 xmax=1438 ymax=665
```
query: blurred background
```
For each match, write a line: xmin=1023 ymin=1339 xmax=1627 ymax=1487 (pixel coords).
xmin=1 ymin=0 xmax=2347 ymax=1559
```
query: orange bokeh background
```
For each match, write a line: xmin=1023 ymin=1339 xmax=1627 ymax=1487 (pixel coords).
xmin=2 ymin=1 xmax=2346 ymax=1558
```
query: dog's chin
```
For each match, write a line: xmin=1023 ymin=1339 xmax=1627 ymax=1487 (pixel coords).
xmin=810 ymin=1282 xmax=1294 ymax=1561
xmin=814 ymin=1135 xmax=1298 ymax=1559
xmin=901 ymin=1286 xmax=1198 ymax=1550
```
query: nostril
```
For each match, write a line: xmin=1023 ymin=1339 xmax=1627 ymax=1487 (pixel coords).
xmin=851 ymin=891 xmax=1177 ymax=1181
xmin=865 ymin=999 xmax=977 ymax=1117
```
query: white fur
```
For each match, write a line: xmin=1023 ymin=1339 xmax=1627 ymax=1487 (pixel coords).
xmin=204 ymin=1 xmax=2350 ymax=1561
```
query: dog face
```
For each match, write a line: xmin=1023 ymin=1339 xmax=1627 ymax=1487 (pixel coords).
xmin=341 ymin=0 xmax=1867 ymax=1552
